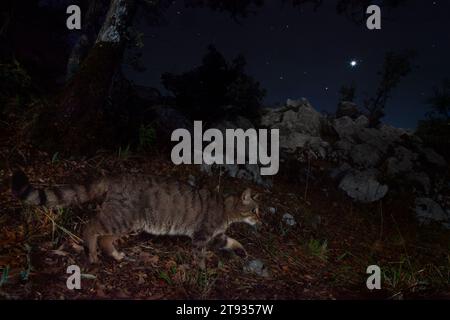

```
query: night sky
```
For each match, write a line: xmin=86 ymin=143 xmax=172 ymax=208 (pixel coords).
xmin=124 ymin=0 xmax=450 ymax=129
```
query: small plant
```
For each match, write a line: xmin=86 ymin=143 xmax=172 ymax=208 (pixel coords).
xmin=307 ymin=239 xmax=328 ymax=262
xmin=0 ymin=266 xmax=9 ymax=287
xmin=138 ymin=124 xmax=156 ymax=151
xmin=195 ymin=268 xmax=218 ymax=298
xmin=118 ymin=144 xmax=131 ymax=160
xmin=382 ymin=258 xmax=420 ymax=295
xmin=381 ymin=256 xmax=450 ymax=296
xmin=158 ymin=270 xmax=173 ymax=285
xmin=20 ymin=244 xmax=32 ymax=281
xmin=51 ymin=152 xmax=59 ymax=164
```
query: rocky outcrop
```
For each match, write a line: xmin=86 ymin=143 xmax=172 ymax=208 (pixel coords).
xmin=261 ymin=98 xmax=449 ymax=227
xmin=338 ymin=169 xmax=388 ymax=203
xmin=200 ymin=116 xmax=270 ymax=188
xmin=260 ymin=99 xmax=329 ymax=160
xmin=415 ymin=198 xmax=450 ymax=229
xmin=336 ymin=101 xmax=360 ymax=119
xmin=148 ymin=96 xmax=449 ymax=228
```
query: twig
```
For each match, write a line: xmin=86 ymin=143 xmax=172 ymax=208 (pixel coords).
xmin=38 ymin=208 xmax=83 ymax=244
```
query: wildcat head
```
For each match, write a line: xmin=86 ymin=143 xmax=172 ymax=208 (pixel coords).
xmin=227 ymin=188 xmax=262 ymax=228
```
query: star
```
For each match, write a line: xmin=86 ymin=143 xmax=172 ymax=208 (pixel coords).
xmin=350 ymin=60 xmax=358 ymax=68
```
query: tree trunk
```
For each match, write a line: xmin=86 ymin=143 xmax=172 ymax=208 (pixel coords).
xmin=66 ymin=0 xmax=110 ymax=81
xmin=37 ymin=0 xmax=136 ymax=154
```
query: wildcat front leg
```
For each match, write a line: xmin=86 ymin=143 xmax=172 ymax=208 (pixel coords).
xmin=82 ymin=221 xmax=100 ymax=264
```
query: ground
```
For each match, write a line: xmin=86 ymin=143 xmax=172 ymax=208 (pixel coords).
xmin=0 ymin=124 xmax=449 ymax=300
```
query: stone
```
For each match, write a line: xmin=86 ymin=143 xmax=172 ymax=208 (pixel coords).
xmin=244 ymin=259 xmax=270 ymax=277
xmin=336 ymin=101 xmax=360 ymax=119
xmin=333 ymin=116 xmax=357 ymax=139
xmin=350 ymin=144 xmax=381 ymax=168
xmin=386 ymin=147 xmax=418 ymax=175
xmin=338 ymin=170 xmax=388 ymax=203
xmin=407 ymin=172 xmax=431 ymax=194
xmin=420 ymin=147 xmax=447 ymax=167
xmin=415 ymin=198 xmax=449 ymax=228
xmin=261 ymin=98 xmax=323 ymax=136
xmin=329 ymin=162 xmax=352 ymax=179
xmin=282 ymin=213 xmax=297 ymax=226
xmin=354 ymin=115 xmax=369 ymax=128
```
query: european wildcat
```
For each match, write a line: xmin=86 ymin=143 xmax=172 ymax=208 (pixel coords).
xmin=11 ymin=171 xmax=261 ymax=266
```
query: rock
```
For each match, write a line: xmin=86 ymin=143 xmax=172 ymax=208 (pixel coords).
xmin=329 ymin=162 xmax=352 ymax=179
xmin=387 ymin=147 xmax=418 ymax=175
xmin=244 ymin=259 xmax=270 ymax=277
xmin=379 ymin=124 xmax=411 ymax=141
xmin=415 ymin=198 xmax=450 ymax=228
xmin=201 ymin=116 xmax=270 ymax=187
xmin=354 ymin=128 xmax=390 ymax=154
xmin=407 ymin=172 xmax=431 ymax=194
xmin=338 ymin=170 xmax=388 ymax=203
xmin=333 ymin=116 xmax=357 ymax=139
xmin=214 ymin=115 xmax=254 ymax=131
xmin=261 ymin=98 xmax=323 ymax=136
xmin=336 ymin=101 xmax=360 ymax=119
xmin=350 ymin=144 xmax=380 ymax=168
xmin=354 ymin=115 xmax=369 ymax=127
xmin=280 ymin=133 xmax=329 ymax=159
xmin=282 ymin=213 xmax=297 ymax=226
xmin=261 ymin=98 xmax=328 ymax=161
xmin=419 ymin=147 xmax=447 ymax=167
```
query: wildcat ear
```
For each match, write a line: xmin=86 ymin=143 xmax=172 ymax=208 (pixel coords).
xmin=241 ymin=188 xmax=252 ymax=203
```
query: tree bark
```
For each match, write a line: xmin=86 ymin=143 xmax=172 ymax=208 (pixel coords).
xmin=37 ymin=0 xmax=136 ymax=154
xmin=66 ymin=0 xmax=110 ymax=80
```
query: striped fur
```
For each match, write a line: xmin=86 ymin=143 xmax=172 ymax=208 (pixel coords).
xmin=11 ymin=170 xmax=107 ymax=208
xmin=11 ymin=171 xmax=261 ymax=266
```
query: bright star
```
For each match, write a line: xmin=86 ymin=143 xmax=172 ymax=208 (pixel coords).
xmin=350 ymin=60 xmax=358 ymax=68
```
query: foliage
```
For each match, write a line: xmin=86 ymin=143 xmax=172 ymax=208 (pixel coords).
xmin=364 ymin=51 xmax=415 ymax=127
xmin=415 ymin=79 xmax=450 ymax=160
xmin=138 ymin=124 xmax=156 ymax=151
xmin=162 ymin=45 xmax=266 ymax=120
xmin=426 ymin=79 xmax=450 ymax=120
xmin=339 ymin=84 xmax=356 ymax=102
xmin=306 ymin=238 xmax=328 ymax=261
xmin=118 ymin=144 xmax=132 ymax=159
xmin=0 ymin=60 xmax=32 ymax=113
xmin=416 ymin=118 xmax=450 ymax=161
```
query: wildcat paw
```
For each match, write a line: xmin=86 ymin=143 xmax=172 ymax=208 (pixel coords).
xmin=111 ymin=250 xmax=125 ymax=261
